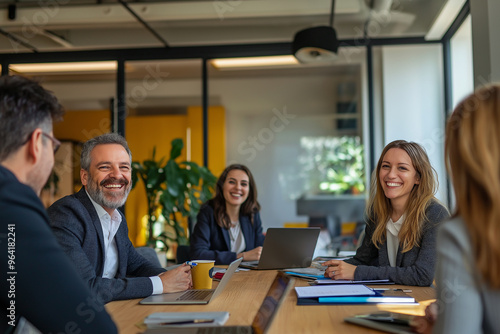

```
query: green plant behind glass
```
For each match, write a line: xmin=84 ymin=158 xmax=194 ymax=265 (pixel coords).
xmin=131 ymin=138 xmax=216 ymax=250
xmin=301 ymin=136 xmax=366 ymax=195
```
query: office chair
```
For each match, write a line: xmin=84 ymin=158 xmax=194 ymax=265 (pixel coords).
xmin=176 ymin=245 xmax=191 ymax=264
xmin=135 ymin=247 xmax=162 ymax=268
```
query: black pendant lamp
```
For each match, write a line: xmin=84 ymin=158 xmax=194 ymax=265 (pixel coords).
xmin=292 ymin=0 xmax=339 ymax=63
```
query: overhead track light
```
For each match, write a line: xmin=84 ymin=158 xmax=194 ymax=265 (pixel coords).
xmin=211 ymin=55 xmax=299 ymax=69
xmin=292 ymin=0 xmax=340 ymax=63
xmin=9 ymin=61 xmax=117 ymax=74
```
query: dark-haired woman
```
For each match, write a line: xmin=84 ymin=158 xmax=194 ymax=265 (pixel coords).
xmin=190 ymin=164 xmax=264 ymax=265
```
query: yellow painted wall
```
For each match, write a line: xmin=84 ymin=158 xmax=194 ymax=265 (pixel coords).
xmin=208 ymin=106 xmax=226 ymax=178
xmin=54 ymin=110 xmax=110 ymax=142
xmin=126 ymin=114 xmax=187 ymax=246
xmin=187 ymin=106 xmax=226 ymax=178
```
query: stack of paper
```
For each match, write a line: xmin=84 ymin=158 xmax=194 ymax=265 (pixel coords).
xmin=144 ymin=312 xmax=229 ymax=329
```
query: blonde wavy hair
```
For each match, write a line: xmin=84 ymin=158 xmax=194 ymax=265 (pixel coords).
xmin=368 ymin=140 xmax=439 ymax=253
xmin=445 ymin=84 xmax=500 ymax=288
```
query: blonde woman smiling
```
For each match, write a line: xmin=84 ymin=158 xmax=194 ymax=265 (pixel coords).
xmin=324 ymin=140 xmax=449 ymax=286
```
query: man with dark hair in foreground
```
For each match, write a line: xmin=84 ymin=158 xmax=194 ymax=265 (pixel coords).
xmin=0 ymin=75 xmax=117 ymax=333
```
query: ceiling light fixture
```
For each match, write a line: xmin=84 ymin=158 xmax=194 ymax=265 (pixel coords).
xmin=425 ymin=0 xmax=467 ymax=40
xmin=211 ymin=55 xmax=299 ymax=69
xmin=292 ymin=0 xmax=340 ymax=63
xmin=9 ymin=61 xmax=118 ymax=74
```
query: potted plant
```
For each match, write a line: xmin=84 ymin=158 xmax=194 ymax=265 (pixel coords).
xmin=131 ymin=138 xmax=216 ymax=254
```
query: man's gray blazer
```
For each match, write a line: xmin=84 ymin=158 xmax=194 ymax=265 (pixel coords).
xmin=48 ymin=187 xmax=165 ymax=303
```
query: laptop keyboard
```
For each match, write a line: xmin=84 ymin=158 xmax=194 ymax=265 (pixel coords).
xmin=196 ymin=326 xmax=252 ymax=334
xmin=177 ymin=289 xmax=213 ymax=301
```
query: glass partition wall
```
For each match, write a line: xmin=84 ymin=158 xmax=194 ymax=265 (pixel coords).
xmin=124 ymin=59 xmax=203 ymax=249
xmin=120 ymin=57 xmax=371 ymax=255
xmin=447 ymin=14 xmax=473 ymax=211
xmin=206 ymin=46 xmax=370 ymax=255
xmin=4 ymin=30 xmax=468 ymax=253
xmin=4 ymin=48 xmax=372 ymax=255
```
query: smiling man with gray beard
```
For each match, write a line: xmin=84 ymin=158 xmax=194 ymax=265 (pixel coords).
xmin=48 ymin=133 xmax=192 ymax=303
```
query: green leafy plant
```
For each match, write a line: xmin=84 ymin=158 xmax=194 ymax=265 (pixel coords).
xmin=131 ymin=138 xmax=216 ymax=251
xmin=300 ymin=136 xmax=366 ymax=195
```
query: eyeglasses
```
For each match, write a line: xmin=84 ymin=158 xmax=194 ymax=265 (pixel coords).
xmin=41 ymin=132 xmax=61 ymax=153
xmin=22 ymin=130 xmax=62 ymax=153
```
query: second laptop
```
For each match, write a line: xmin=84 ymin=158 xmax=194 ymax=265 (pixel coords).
xmin=240 ymin=227 xmax=320 ymax=270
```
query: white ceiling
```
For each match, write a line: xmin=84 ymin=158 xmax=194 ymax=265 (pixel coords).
xmin=0 ymin=0 xmax=450 ymax=53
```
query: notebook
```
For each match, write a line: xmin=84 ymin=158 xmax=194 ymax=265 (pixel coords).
xmin=295 ymin=284 xmax=376 ymax=299
xmin=140 ymin=257 xmax=242 ymax=305
xmin=143 ymin=271 xmax=294 ymax=334
xmin=144 ymin=311 xmax=230 ymax=328
xmin=240 ymin=227 xmax=320 ymax=270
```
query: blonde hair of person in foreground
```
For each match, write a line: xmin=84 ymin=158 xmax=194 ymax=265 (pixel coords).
xmin=412 ymin=84 xmax=500 ymax=333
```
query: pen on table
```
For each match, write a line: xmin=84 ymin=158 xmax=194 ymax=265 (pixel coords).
xmin=374 ymin=288 xmax=412 ymax=292
xmin=159 ymin=319 xmax=214 ymax=326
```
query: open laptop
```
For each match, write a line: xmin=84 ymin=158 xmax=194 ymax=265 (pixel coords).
xmin=240 ymin=227 xmax=320 ymax=270
xmin=144 ymin=271 xmax=294 ymax=334
xmin=140 ymin=257 xmax=243 ymax=305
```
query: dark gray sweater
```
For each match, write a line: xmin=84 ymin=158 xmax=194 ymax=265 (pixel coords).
xmin=345 ymin=201 xmax=449 ymax=286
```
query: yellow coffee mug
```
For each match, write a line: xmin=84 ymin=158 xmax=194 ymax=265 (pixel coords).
xmin=189 ymin=260 xmax=215 ymax=289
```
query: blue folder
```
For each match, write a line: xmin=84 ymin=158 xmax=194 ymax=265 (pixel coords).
xmin=297 ymin=290 xmax=415 ymax=305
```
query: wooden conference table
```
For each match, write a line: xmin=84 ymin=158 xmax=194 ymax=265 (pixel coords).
xmin=106 ymin=269 xmax=435 ymax=334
